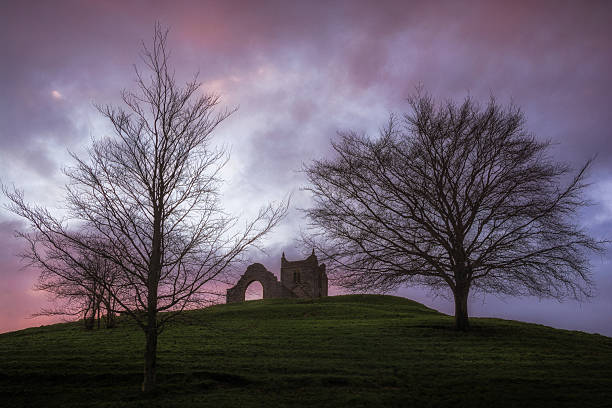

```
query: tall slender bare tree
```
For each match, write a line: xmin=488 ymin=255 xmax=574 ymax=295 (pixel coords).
xmin=302 ymin=90 xmax=605 ymax=331
xmin=4 ymin=24 xmax=287 ymax=392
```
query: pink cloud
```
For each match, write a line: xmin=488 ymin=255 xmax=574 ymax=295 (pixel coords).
xmin=0 ymin=220 xmax=63 ymax=333
xmin=1 ymin=0 xmax=611 ymax=334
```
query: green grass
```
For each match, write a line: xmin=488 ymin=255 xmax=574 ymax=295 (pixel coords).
xmin=1 ymin=294 xmax=611 ymax=407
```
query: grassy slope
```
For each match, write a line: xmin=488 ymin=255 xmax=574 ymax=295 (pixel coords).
xmin=1 ymin=294 xmax=611 ymax=408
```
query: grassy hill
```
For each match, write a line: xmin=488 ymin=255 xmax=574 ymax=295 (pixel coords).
xmin=1 ymin=294 xmax=611 ymax=407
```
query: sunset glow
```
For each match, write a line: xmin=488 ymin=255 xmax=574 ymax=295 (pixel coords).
xmin=1 ymin=1 xmax=611 ymax=336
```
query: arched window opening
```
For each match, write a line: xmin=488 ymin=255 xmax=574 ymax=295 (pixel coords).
xmin=245 ymin=280 xmax=263 ymax=301
xmin=293 ymin=269 xmax=301 ymax=283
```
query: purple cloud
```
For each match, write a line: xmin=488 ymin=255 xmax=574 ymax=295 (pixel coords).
xmin=1 ymin=0 xmax=611 ymax=334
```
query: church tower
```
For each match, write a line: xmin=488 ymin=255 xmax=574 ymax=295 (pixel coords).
xmin=280 ymin=250 xmax=328 ymax=298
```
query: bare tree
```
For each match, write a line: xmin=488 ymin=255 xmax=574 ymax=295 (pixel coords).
xmin=27 ymin=235 xmax=123 ymax=329
xmin=4 ymin=24 xmax=287 ymax=392
xmin=302 ymin=91 xmax=605 ymax=331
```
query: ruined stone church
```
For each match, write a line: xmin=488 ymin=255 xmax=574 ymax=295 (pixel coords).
xmin=226 ymin=250 xmax=328 ymax=303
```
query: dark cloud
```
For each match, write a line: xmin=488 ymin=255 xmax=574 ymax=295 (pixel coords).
xmin=1 ymin=0 xmax=611 ymax=334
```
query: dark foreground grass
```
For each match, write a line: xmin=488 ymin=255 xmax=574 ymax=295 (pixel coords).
xmin=1 ymin=295 xmax=611 ymax=407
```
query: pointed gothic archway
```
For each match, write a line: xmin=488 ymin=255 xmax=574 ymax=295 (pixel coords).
xmin=245 ymin=280 xmax=263 ymax=301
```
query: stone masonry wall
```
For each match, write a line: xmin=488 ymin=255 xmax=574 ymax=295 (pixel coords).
xmin=226 ymin=252 xmax=328 ymax=303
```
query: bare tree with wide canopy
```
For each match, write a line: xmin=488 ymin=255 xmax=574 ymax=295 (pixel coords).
xmin=4 ymin=24 xmax=287 ymax=392
xmin=302 ymin=91 xmax=604 ymax=331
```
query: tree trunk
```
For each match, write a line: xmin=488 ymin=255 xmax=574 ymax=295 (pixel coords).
xmin=141 ymin=313 xmax=158 ymax=393
xmin=142 ymin=206 xmax=161 ymax=393
xmin=97 ymin=299 xmax=101 ymax=329
xmin=84 ymin=298 xmax=95 ymax=330
xmin=453 ymin=283 xmax=470 ymax=331
xmin=84 ymin=307 xmax=93 ymax=330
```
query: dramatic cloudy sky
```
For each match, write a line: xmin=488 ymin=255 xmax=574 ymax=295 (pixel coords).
xmin=1 ymin=0 xmax=611 ymax=335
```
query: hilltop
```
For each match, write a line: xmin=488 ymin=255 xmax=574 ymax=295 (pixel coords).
xmin=1 ymin=295 xmax=611 ymax=407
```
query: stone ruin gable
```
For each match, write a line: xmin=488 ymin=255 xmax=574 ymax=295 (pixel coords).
xmin=226 ymin=263 xmax=293 ymax=303
xmin=280 ymin=250 xmax=328 ymax=298
xmin=226 ymin=251 xmax=328 ymax=303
